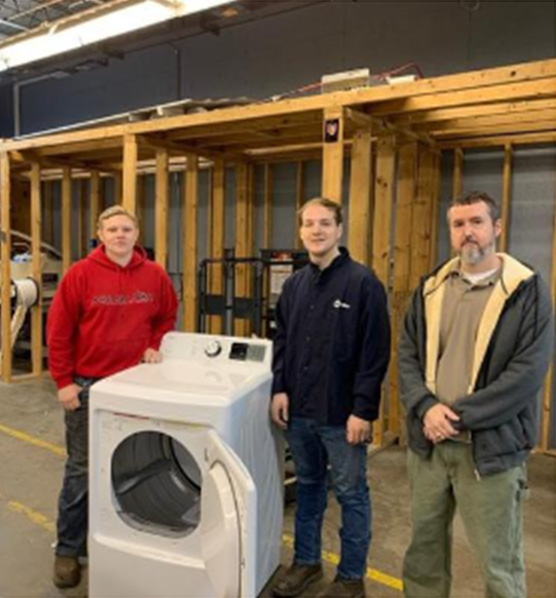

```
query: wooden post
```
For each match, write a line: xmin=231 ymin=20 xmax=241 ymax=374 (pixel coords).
xmin=322 ymin=106 xmax=344 ymax=203
xmin=390 ymin=141 xmax=418 ymax=441
xmin=499 ymin=144 xmax=512 ymax=252
xmin=540 ymin=192 xmax=556 ymax=451
xmin=61 ymin=167 xmax=72 ymax=274
xmin=453 ymin=147 xmax=464 ymax=198
xmin=295 ymin=162 xmax=304 ymax=249
xmin=43 ymin=181 xmax=54 ymax=245
xmin=410 ymin=147 xmax=436 ymax=289
xmin=208 ymin=159 xmax=225 ymax=334
xmin=90 ymin=171 xmax=101 ymax=248
xmin=263 ymin=164 xmax=273 ymax=249
xmin=76 ymin=179 xmax=84 ymax=259
xmin=30 ymin=162 xmax=43 ymax=377
xmin=372 ymin=134 xmax=396 ymax=446
xmin=1 ymin=152 xmax=12 ymax=382
xmin=348 ymin=129 xmax=373 ymax=266
xmin=113 ymin=172 xmax=122 ymax=206
xmin=155 ymin=148 xmax=169 ymax=267
xmin=122 ymin=134 xmax=138 ymax=213
xmin=234 ymin=162 xmax=253 ymax=337
xmin=183 ymin=154 xmax=199 ymax=332
xmin=429 ymin=152 xmax=443 ymax=270
xmin=136 ymin=174 xmax=146 ymax=245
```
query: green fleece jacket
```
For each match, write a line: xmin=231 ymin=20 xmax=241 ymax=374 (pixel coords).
xmin=399 ymin=254 xmax=554 ymax=476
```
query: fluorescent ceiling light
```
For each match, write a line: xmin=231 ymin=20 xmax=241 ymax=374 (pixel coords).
xmin=0 ymin=0 xmax=234 ymax=73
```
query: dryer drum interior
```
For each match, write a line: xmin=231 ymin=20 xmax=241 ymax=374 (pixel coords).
xmin=111 ymin=431 xmax=202 ymax=537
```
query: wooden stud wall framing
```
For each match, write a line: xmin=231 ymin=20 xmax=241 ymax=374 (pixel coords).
xmin=0 ymin=57 xmax=554 ymax=445
xmin=295 ymin=162 xmax=304 ymax=249
xmin=499 ymin=144 xmax=513 ymax=251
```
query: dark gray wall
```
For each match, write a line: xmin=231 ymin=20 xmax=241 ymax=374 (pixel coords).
xmin=0 ymin=84 xmax=13 ymax=137
xmin=15 ymin=0 xmax=556 ymax=135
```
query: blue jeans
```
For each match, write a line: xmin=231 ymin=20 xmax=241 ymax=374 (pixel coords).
xmin=56 ymin=377 xmax=97 ymax=557
xmin=285 ymin=417 xmax=371 ymax=580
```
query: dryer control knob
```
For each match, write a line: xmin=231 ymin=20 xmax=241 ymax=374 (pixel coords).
xmin=204 ymin=340 xmax=222 ymax=358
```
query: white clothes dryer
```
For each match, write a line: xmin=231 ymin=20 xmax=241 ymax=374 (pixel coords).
xmin=88 ymin=332 xmax=283 ymax=598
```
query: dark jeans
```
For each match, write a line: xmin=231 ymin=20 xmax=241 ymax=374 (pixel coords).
xmin=285 ymin=417 xmax=371 ymax=580
xmin=55 ymin=377 xmax=97 ymax=558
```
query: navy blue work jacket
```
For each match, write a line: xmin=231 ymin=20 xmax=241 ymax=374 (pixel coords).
xmin=271 ymin=248 xmax=390 ymax=425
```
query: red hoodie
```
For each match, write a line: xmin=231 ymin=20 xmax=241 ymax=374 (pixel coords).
xmin=47 ymin=245 xmax=178 ymax=389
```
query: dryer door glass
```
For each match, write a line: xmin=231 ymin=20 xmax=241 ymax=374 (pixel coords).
xmin=111 ymin=431 xmax=201 ymax=537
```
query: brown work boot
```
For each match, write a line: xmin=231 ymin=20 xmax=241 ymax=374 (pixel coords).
xmin=273 ymin=563 xmax=323 ymax=597
xmin=317 ymin=575 xmax=366 ymax=598
xmin=53 ymin=555 xmax=81 ymax=589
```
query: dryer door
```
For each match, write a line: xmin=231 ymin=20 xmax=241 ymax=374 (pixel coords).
xmin=201 ymin=429 xmax=256 ymax=598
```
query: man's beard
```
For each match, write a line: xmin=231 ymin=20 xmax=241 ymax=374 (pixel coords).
xmin=459 ymin=240 xmax=494 ymax=266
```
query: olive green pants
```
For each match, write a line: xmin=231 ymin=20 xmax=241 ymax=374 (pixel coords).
xmin=403 ymin=442 xmax=528 ymax=598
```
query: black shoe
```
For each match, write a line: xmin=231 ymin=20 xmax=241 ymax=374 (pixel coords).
xmin=53 ymin=555 xmax=81 ymax=589
xmin=273 ymin=563 xmax=324 ymax=597
xmin=317 ymin=576 xmax=366 ymax=598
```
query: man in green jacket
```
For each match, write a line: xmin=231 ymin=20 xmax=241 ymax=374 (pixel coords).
xmin=399 ymin=191 xmax=553 ymax=598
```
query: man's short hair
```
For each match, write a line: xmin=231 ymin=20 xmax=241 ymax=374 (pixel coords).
xmin=298 ymin=197 xmax=343 ymax=225
xmin=449 ymin=191 xmax=500 ymax=222
xmin=97 ymin=206 xmax=138 ymax=229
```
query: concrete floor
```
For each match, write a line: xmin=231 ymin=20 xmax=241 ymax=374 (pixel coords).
xmin=0 ymin=377 xmax=554 ymax=598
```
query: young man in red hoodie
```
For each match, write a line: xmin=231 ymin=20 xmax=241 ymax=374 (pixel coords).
xmin=47 ymin=206 xmax=178 ymax=589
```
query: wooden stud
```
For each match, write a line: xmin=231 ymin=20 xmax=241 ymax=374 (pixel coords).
xmin=389 ymin=141 xmax=419 ymax=442
xmin=43 ymin=181 xmax=54 ymax=244
xmin=30 ymin=161 xmax=42 ymax=377
xmin=208 ymin=159 xmax=225 ymax=334
xmin=1 ymin=152 xmax=12 ymax=382
xmin=61 ymin=166 xmax=72 ymax=273
xmin=122 ymin=134 xmax=138 ymax=212
xmin=113 ymin=171 xmax=122 ymax=206
xmin=540 ymin=191 xmax=556 ymax=451
xmin=453 ymin=147 xmax=464 ymax=199
xmin=410 ymin=147 xmax=436 ymax=289
xmin=90 ymin=171 xmax=101 ymax=248
xmin=155 ymin=148 xmax=169 ymax=267
xmin=234 ymin=162 xmax=253 ymax=337
xmin=322 ymin=106 xmax=344 ymax=203
xmin=263 ymin=163 xmax=273 ymax=249
xmin=499 ymin=144 xmax=512 ymax=252
xmin=348 ymin=129 xmax=373 ymax=266
xmin=372 ymin=135 xmax=396 ymax=447
xmin=76 ymin=179 xmax=84 ymax=258
xmin=183 ymin=154 xmax=199 ymax=332
xmin=429 ymin=152 xmax=443 ymax=270
xmin=295 ymin=161 xmax=304 ymax=249
xmin=136 ymin=174 xmax=146 ymax=245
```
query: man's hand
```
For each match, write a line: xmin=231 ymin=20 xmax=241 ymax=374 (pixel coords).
xmin=142 ymin=348 xmax=162 ymax=363
xmin=346 ymin=415 xmax=371 ymax=445
xmin=58 ymin=383 xmax=82 ymax=411
xmin=270 ymin=393 xmax=289 ymax=429
xmin=423 ymin=403 xmax=460 ymax=444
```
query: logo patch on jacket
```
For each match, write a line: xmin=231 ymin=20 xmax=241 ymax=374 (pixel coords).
xmin=333 ymin=299 xmax=351 ymax=310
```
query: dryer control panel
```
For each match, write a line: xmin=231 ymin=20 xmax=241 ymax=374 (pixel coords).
xmin=160 ymin=332 xmax=271 ymax=369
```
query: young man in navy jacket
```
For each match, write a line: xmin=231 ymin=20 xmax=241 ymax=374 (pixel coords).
xmin=271 ymin=197 xmax=390 ymax=598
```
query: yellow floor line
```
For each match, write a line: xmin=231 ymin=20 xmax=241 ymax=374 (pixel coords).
xmin=0 ymin=422 xmax=66 ymax=457
xmin=0 ymin=421 xmax=402 ymax=592
xmin=282 ymin=533 xmax=403 ymax=592
xmin=0 ymin=491 xmax=55 ymax=534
